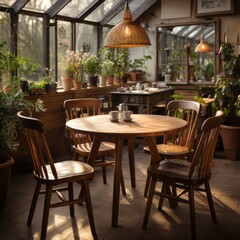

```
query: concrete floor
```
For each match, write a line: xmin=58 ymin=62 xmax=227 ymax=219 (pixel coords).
xmin=0 ymin=145 xmax=240 ymax=240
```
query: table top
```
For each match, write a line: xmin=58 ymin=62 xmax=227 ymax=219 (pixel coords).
xmin=66 ymin=114 xmax=187 ymax=138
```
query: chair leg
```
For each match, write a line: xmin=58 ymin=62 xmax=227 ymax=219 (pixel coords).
xmin=120 ymin=170 xmax=126 ymax=195
xmin=81 ymin=180 xmax=98 ymax=240
xmin=101 ymin=156 xmax=107 ymax=184
xmin=27 ymin=182 xmax=41 ymax=226
xmin=144 ymin=174 xmax=151 ymax=198
xmin=68 ymin=182 xmax=75 ymax=217
xmin=41 ymin=185 xmax=52 ymax=240
xmin=168 ymin=185 xmax=178 ymax=208
xmin=205 ymin=181 xmax=217 ymax=223
xmin=158 ymin=182 xmax=167 ymax=210
xmin=142 ymin=177 xmax=156 ymax=229
xmin=188 ymin=185 xmax=196 ymax=240
xmin=128 ymin=137 xmax=136 ymax=188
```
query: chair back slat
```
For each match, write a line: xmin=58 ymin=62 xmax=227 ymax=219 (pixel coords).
xmin=165 ymin=100 xmax=201 ymax=148
xmin=17 ymin=111 xmax=58 ymax=179
xmin=188 ymin=110 xmax=224 ymax=179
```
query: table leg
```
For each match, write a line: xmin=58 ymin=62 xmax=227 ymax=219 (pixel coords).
xmin=112 ymin=137 xmax=124 ymax=227
xmin=128 ymin=137 xmax=136 ymax=188
xmin=87 ymin=136 xmax=103 ymax=166
xmin=144 ymin=137 xmax=159 ymax=164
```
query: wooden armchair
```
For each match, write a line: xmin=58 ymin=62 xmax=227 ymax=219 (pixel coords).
xmin=17 ymin=111 xmax=98 ymax=240
xmin=143 ymin=100 xmax=201 ymax=197
xmin=142 ymin=111 xmax=224 ymax=240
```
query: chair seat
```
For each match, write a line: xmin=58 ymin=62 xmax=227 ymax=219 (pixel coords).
xmin=34 ymin=161 xmax=94 ymax=182
xmin=148 ymin=159 xmax=200 ymax=181
xmin=73 ymin=141 xmax=115 ymax=156
xmin=144 ymin=144 xmax=193 ymax=156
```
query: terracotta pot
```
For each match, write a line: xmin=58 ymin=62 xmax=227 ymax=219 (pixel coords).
xmin=99 ymin=76 xmax=107 ymax=87
xmin=61 ymin=77 xmax=73 ymax=91
xmin=106 ymin=76 xmax=114 ymax=86
xmin=220 ymin=124 xmax=240 ymax=160
xmin=73 ymin=81 xmax=82 ymax=90
xmin=0 ymin=155 xmax=14 ymax=210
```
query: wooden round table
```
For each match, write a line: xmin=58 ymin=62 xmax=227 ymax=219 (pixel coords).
xmin=66 ymin=114 xmax=187 ymax=227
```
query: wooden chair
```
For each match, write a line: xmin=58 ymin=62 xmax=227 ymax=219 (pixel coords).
xmin=17 ymin=111 xmax=98 ymax=240
xmin=142 ymin=111 xmax=224 ymax=240
xmin=143 ymin=100 xmax=201 ymax=197
xmin=63 ymin=98 xmax=125 ymax=190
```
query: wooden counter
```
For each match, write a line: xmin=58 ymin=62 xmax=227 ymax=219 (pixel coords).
xmin=110 ymin=88 xmax=174 ymax=114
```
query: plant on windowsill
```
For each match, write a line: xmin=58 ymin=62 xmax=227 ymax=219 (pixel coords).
xmin=98 ymin=47 xmax=115 ymax=86
xmin=99 ymin=59 xmax=115 ymax=86
xmin=83 ymin=54 xmax=100 ymax=87
xmin=113 ymin=48 xmax=130 ymax=84
xmin=129 ymin=55 xmax=152 ymax=81
xmin=61 ymin=50 xmax=89 ymax=91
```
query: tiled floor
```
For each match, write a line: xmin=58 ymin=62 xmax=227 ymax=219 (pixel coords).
xmin=0 ymin=145 xmax=240 ymax=240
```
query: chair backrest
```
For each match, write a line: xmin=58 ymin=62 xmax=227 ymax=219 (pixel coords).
xmin=189 ymin=110 xmax=224 ymax=179
xmin=17 ymin=111 xmax=58 ymax=179
xmin=165 ymin=100 xmax=202 ymax=148
xmin=63 ymin=98 xmax=101 ymax=144
xmin=64 ymin=98 xmax=101 ymax=121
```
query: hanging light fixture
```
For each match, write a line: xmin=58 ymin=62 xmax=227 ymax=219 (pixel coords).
xmin=195 ymin=26 xmax=211 ymax=52
xmin=104 ymin=1 xmax=151 ymax=48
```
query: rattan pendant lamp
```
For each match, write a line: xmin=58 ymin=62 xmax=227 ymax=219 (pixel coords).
xmin=104 ymin=1 xmax=151 ymax=48
xmin=195 ymin=26 xmax=211 ymax=52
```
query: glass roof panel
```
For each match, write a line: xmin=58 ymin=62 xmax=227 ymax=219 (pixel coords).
xmin=109 ymin=0 xmax=145 ymax=25
xmin=85 ymin=0 xmax=121 ymax=22
xmin=0 ymin=0 xmax=15 ymax=6
xmin=58 ymin=0 xmax=95 ymax=17
xmin=23 ymin=0 xmax=59 ymax=13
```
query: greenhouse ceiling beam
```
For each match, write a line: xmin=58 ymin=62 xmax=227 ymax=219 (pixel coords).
xmin=46 ymin=0 xmax=71 ymax=19
xmin=77 ymin=0 xmax=104 ymax=20
xmin=100 ymin=0 xmax=133 ymax=26
xmin=11 ymin=0 xmax=30 ymax=13
xmin=133 ymin=0 xmax=158 ymax=20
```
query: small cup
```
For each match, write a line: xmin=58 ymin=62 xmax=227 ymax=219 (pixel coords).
xmin=109 ymin=111 xmax=119 ymax=121
xmin=123 ymin=110 xmax=133 ymax=121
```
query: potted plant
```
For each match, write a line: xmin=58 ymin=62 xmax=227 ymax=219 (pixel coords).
xmin=113 ymin=49 xmax=130 ymax=84
xmin=201 ymin=61 xmax=214 ymax=81
xmin=99 ymin=60 xmax=115 ymax=86
xmin=61 ymin=50 xmax=76 ymax=91
xmin=0 ymin=154 xmax=14 ymax=210
xmin=213 ymin=39 xmax=240 ymax=160
xmin=0 ymin=89 xmax=45 ymax=209
xmin=83 ymin=54 xmax=100 ymax=87
xmin=28 ymin=81 xmax=45 ymax=95
xmin=98 ymin=47 xmax=115 ymax=86
xmin=129 ymin=55 xmax=152 ymax=81
xmin=72 ymin=51 xmax=89 ymax=90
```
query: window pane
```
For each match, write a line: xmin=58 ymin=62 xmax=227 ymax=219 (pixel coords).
xmin=24 ymin=0 xmax=58 ymax=13
xmin=18 ymin=15 xmax=43 ymax=81
xmin=57 ymin=21 xmax=72 ymax=86
xmin=76 ymin=23 xmax=98 ymax=54
xmin=59 ymin=0 xmax=95 ymax=18
xmin=0 ymin=11 xmax=10 ymax=49
xmin=50 ymin=25 xmax=56 ymax=82
xmin=0 ymin=0 xmax=15 ymax=6
xmin=86 ymin=0 xmax=121 ymax=22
